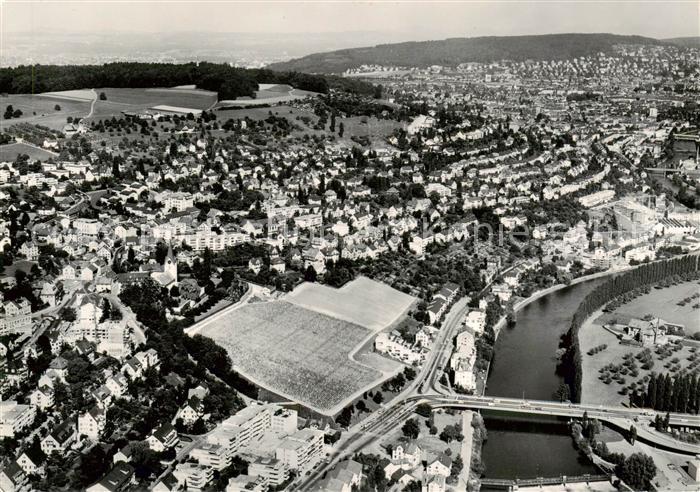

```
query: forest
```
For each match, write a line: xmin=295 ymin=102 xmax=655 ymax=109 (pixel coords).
xmin=561 ymin=255 xmax=700 ymax=402
xmin=269 ymin=33 xmax=667 ymax=73
xmin=0 ymin=63 xmax=376 ymax=100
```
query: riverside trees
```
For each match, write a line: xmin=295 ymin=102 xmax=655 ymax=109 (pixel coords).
xmin=561 ymin=255 xmax=700 ymax=402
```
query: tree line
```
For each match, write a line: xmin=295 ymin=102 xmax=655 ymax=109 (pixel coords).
xmin=630 ymin=372 xmax=700 ymax=414
xmin=560 ymin=255 xmax=700 ymax=402
xmin=0 ymin=63 xmax=375 ymax=101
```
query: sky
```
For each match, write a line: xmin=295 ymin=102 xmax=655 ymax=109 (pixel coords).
xmin=1 ymin=1 xmax=698 ymax=40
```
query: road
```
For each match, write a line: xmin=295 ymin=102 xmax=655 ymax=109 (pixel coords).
xmin=294 ymin=283 xmax=700 ymax=490
xmin=154 ymin=434 xmax=206 ymax=484
xmin=85 ymin=89 xmax=98 ymax=120
xmin=18 ymin=292 xmax=76 ymax=353
xmin=298 ymin=392 xmax=699 ymax=489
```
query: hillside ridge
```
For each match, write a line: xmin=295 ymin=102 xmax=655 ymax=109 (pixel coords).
xmin=268 ymin=33 xmax=672 ymax=73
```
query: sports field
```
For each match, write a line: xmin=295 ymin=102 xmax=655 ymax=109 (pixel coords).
xmin=284 ymin=276 xmax=417 ymax=331
xmin=199 ymin=300 xmax=383 ymax=413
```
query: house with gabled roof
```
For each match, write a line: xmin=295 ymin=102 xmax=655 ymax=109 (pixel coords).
xmin=0 ymin=461 xmax=29 ymax=492
xmin=391 ymin=441 xmax=422 ymax=469
xmin=29 ymin=385 xmax=54 ymax=411
xmin=86 ymin=462 xmax=134 ymax=492
xmin=175 ymin=396 xmax=205 ymax=426
xmin=16 ymin=447 xmax=47 ymax=477
xmin=41 ymin=419 xmax=77 ymax=455
xmin=79 ymin=406 xmax=106 ymax=440
xmin=426 ymin=453 xmax=451 ymax=477
xmin=147 ymin=422 xmax=179 ymax=453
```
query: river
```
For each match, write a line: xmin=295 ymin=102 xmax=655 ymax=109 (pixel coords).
xmin=482 ymin=278 xmax=607 ymax=480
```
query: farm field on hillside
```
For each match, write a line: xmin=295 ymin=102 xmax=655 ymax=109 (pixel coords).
xmin=216 ymin=85 xmax=317 ymax=107
xmin=41 ymin=89 xmax=95 ymax=100
xmin=97 ymin=87 xmax=217 ymax=108
xmin=199 ymin=300 xmax=383 ymax=413
xmin=0 ymin=94 xmax=90 ymax=130
xmin=284 ymin=276 xmax=417 ymax=331
xmin=85 ymin=87 xmax=217 ymax=120
xmin=0 ymin=142 xmax=57 ymax=161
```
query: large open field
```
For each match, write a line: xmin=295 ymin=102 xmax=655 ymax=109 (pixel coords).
xmin=338 ymin=115 xmax=402 ymax=140
xmin=86 ymin=87 xmax=217 ymax=120
xmin=0 ymin=88 xmax=217 ymax=131
xmin=615 ymin=281 xmax=700 ymax=334
xmin=579 ymin=281 xmax=700 ymax=406
xmin=0 ymin=94 xmax=91 ymax=131
xmin=199 ymin=300 xmax=383 ymax=413
xmin=0 ymin=142 xmax=57 ymax=162
xmin=216 ymin=84 xmax=317 ymax=108
xmin=284 ymin=276 xmax=416 ymax=331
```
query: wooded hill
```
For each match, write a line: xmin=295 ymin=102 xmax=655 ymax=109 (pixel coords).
xmin=0 ymin=63 xmax=377 ymax=100
xmin=268 ymin=33 xmax=669 ymax=73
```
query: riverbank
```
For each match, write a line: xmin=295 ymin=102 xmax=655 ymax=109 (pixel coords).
xmin=480 ymin=267 xmax=624 ymax=396
xmin=578 ymin=279 xmax=700 ymax=406
xmin=494 ymin=266 xmax=629 ymax=337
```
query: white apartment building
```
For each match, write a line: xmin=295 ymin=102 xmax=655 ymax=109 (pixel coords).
xmin=464 ymin=310 xmax=486 ymax=334
xmin=293 ymin=214 xmax=323 ymax=229
xmin=73 ymin=218 xmax=101 ymax=236
xmin=181 ymin=227 xmax=248 ymax=252
xmin=248 ymin=457 xmax=289 ymax=487
xmin=451 ymin=331 xmax=477 ymax=392
xmin=0 ymin=401 xmax=36 ymax=437
xmin=173 ymin=463 xmax=212 ymax=491
xmin=189 ymin=442 xmax=229 ymax=470
xmin=275 ymin=428 xmax=324 ymax=473
xmin=0 ymin=298 xmax=32 ymax=336
xmin=160 ymin=191 xmax=195 ymax=212
xmin=375 ymin=331 xmax=427 ymax=365
xmin=201 ymin=404 xmax=298 ymax=465
xmin=578 ymin=189 xmax=615 ymax=208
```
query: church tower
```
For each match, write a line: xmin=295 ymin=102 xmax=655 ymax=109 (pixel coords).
xmin=164 ymin=244 xmax=178 ymax=285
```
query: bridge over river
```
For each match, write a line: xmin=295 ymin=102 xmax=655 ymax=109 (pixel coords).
xmin=481 ymin=474 xmax=610 ymax=491
xmin=424 ymin=394 xmax=700 ymax=455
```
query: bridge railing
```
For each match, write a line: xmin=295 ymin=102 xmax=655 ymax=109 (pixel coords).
xmin=481 ymin=474 xmax=610 ymax=488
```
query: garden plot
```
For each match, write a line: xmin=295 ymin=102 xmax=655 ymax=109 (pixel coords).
xmin=198 ymin=300 xmax=383 ymax=413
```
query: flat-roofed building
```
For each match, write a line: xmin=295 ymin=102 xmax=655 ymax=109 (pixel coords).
xmin=173 ymin=463 xmax=212 ymax=491
xmin=248 ymin=456 xmax=289 ymax=487
xmin=0 ymin=401 xmax=36 ymax=438
xmin=275 ymin=428 xmax=324 ymax=473
xmin=189 ymin=442 xmax=229 ymax=471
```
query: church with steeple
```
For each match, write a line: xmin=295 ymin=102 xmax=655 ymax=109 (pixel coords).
xmin=150 ymin=244 xmax=178 ymax=288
